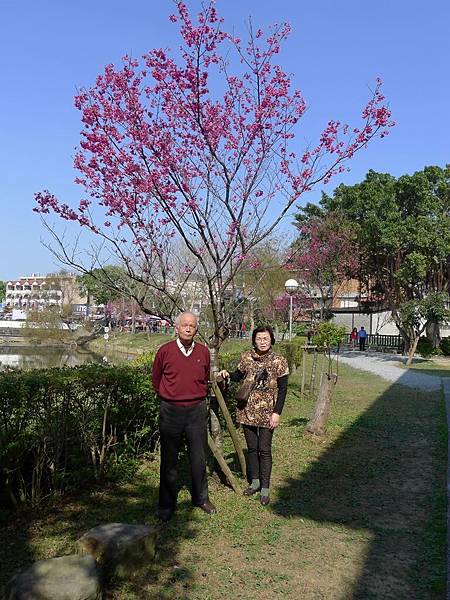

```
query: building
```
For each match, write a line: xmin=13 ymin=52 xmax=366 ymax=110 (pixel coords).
xmin=5 ymin=273 xmax=85 ymax=311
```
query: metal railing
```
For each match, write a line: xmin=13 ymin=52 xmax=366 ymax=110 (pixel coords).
xmin=346 ymin=333 xmax=404 ymax=352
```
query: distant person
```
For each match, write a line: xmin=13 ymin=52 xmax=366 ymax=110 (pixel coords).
xmin=358 ymin=326 xmax=368 ymax=351
xmin=152 ymin=311 xmax=216 ymax=522
xmin=350 ymin=327 xmax=358 ymax=349
xmin=307 ymin=328 xmax=315 ymax=344
xmin=240 ymin=322 xmax=247 ymax=338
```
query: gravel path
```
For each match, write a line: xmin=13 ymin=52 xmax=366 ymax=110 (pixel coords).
xmin=337 ymin=351 xmax=443 ymax=391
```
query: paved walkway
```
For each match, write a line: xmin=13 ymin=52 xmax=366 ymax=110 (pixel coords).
xmin=337 ymin=350 xmax=443 ymax=391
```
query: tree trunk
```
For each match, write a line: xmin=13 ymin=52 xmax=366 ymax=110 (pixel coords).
xmin=249 ymin=300 xmax=255 ymax=334
xmin=131 ymin=304 xmax=136 ymax=335
xmin=397 ymin=325 xmax=411 ymax=354
xmin=305 ymin=372 xmax=338 ymax=436
xmin=211 ymin=381 xmax=246 ymax=479
xmin=208 ymin=347 xmax=223 ymax=451
xmin=391 ymin=309 xmax=412 ymax=354
xmin=207 ymin=433 xmax=239 ymax=492
xmin=309 ymin=350 xmax=318 ymax=399
xmin=405 ymin=335 xmax=420 ymax=367
xmin=426 ymin=320 xmax=441 ymax=348
xmin=300 ymin=347 xmax=306 ymax=399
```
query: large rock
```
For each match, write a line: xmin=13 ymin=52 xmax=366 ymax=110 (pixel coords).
xmin=76 ymin=523 xmax=157 ymax=578
xmin=4 ymin=554 xmax=102 ymax=600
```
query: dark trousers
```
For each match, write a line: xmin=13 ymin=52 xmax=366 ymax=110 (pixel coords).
xmin=159 ymin=400 xmax=209 ymax=512
xmin=359 ymin=337 xmax=366 ymax=351
xmin=243 ymin=425 xmax=274 ymax=489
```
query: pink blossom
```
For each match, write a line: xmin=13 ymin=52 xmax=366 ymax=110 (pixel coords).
xmin=34 ymin=1 xmax=392 ymax=304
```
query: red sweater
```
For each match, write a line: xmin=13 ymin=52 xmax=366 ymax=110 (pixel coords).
xmin=152 ymin=340 xmax=210 ymax=404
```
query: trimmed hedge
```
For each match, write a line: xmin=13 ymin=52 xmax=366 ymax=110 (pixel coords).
xmin=0 ymin=364 xmax=158 ymax=508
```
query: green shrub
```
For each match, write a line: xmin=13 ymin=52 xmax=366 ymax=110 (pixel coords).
xmin=440 ymin=337 xmax=450 ymax=356
xmin=417 ymin=336 xmax=436 ymax=358
xmin=130 ymin=350 xmax=156 ymax=367
xmin=0 ymin=364 xmax=158 ymax=508
xmin=293 ymin=324 xmax=308 ymax=336
xmin=314 ymin=322 xmax=347 ymax=351
xmin=218 ymin=351 xmax=242 ymax=372
xmin=277 ymin=342 xmax=302 ymax=372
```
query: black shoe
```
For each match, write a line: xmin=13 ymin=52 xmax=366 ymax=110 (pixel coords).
xmin=260 ymin=495 xmax=270 ymax=506
xmin=158 ymin=508 xmax=173 ymax=523
xmin=197 ymin=501 xmax=217 ymax=515
xmin=243 ymin=486 xmax=260 ymax=496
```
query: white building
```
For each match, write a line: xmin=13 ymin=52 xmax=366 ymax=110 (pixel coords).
xmin=5 ymin=273 xmax=84 ymax=311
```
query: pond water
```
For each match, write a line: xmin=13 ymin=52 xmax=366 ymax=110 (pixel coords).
xmin=0 ymin=346 xmax=105 ymax=370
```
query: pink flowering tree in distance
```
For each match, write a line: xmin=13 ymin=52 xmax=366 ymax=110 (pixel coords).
xmin=288 ymin=213 xmax=360 ymax=319
xmin=263 ymin=289 xmax=312 ymax=333
xmin=35 ymin=0 xmax=393 ymax=351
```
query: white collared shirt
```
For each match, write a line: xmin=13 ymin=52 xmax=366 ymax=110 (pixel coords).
xmin=177 ymin=337 xmax=195 ymax=357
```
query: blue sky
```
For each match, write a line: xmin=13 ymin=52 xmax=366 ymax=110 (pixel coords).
xmin=1 ymin=0 xmax=449 ymax=281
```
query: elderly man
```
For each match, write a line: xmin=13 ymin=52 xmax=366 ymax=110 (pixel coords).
xmin=152 ymin=311 xmax=216 ymax=522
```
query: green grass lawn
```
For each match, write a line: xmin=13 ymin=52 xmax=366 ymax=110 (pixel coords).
xmin=398 ymin=356 xmax=450 ymax=378
xmin=0 ymin=360 xmax=446 ymax=599
xmin=90 ymin=331 xmax=172 ymax=356
xmin=88 ymin=331 xmax=252 ymax=360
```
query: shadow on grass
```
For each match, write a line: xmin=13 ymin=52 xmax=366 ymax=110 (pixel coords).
xmin=287 ymin=417 xmax=309 ymax=427
xmin=408 ymin=368 xmax=450 ymax=379
xmin=0 ymin=452 xmax=201 ymax=599
xmin=272 ymin=373 xmax=447 ymax=600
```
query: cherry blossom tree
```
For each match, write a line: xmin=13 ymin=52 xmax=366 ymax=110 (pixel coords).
xmin=262 ymin=289 xmax=312 ymax=334
xmin=35 ymin=0 xmax=393 ymax=351
xmin=288 ymin=212 xmax=360 ymax=319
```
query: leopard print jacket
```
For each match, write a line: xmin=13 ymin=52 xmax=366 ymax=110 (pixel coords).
xmin=236 ymin=349 xmax=289 ymax=428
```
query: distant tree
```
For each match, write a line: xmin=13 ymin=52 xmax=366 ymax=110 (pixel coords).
xmin=261 ymin=288 xmax=313 ymax=335
xmin=23 ymin=306 xmax=72 ymax=344
xmin=297 ymin=166 xmax=450 ymax=353
xmin=78 ymin=267 xmax=124 ymax=306
xmin=289 ymin=212 xmax=359 ymax=319
xmin=233 ymin=239 xmax=293 ymax=331
xmin=399 ymin=293 xmax=450 ymax=366
xmin=35 ymin=1 xmax=393 ymax=353
xmin=305 ymin=321 xmax=346 ymax=436
xmin=0 ymin=281 xmax=6 ymax=303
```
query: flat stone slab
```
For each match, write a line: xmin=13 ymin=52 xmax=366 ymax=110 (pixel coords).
xmin=77 ymin=523 xmax=157 ymax=578
xmin=4 ymin=554 xmax=101 ymax=600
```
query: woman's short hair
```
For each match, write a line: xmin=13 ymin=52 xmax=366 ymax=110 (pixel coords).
xmin=252 ymin=325 xmax=275 ymax=347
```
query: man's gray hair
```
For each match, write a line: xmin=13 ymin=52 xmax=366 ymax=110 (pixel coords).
xmin=174 ymin=311 xmax=199 ymax=327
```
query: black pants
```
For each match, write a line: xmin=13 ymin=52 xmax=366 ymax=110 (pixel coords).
xmin=359 ymin=337 xmax=366 ymax=351
xmin=159 ymin=400 xmax=209 ymax=512
xmin=242 ymin=425 xmax=274 ymax=489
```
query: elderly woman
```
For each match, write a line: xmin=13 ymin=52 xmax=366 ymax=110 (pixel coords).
xmin=218 ymin=325 xmax=289 ymax=506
